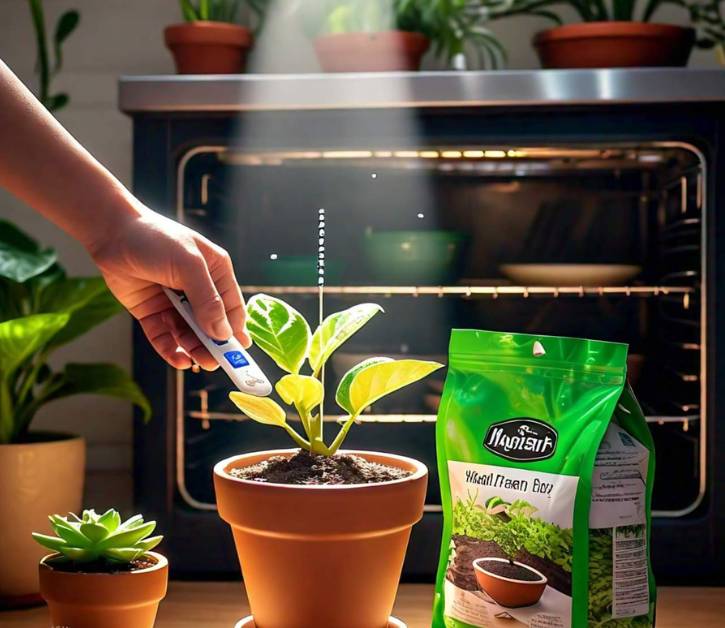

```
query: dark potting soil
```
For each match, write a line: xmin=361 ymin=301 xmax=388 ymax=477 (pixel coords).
xmin=447 ymin=535 xmax=571 ymax=594
xmin=229 ymin=450 xmax=412 ymax=485
xmin=478 ymin=559 xmax=542 ymax=582
xmin=46 ymin=556 xmax=157 ymax=574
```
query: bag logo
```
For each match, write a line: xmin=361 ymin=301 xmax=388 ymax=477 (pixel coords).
xmin=483 ymin=418 xmax=557 ymax=461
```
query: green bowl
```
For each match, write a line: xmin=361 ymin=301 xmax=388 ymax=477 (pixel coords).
xmin=261 ymin=256 xmax=344 ymax=286
xmin=363 ymin=230 xmax=467 ymax=285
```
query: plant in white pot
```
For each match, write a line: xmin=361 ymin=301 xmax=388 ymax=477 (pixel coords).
xmin=0 ymin=221 xmax=150 ymax=608
xmin=214 ymin=294 xmax=443 ymax=628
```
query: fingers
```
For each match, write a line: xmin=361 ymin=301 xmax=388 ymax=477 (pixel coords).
xmin=161 ymin=309 xmax=218 ymax=371
xmin=138 ymin=312 xmax=193 ymax=370
xmin=197 ymin=240 xmax=252 ymax=348
xmin=176 ymin=253 xmax=233 ymax=341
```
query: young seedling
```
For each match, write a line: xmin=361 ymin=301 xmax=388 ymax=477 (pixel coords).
xmin=229 ymin=294 xmax=444 ymax=455
xmin=32 ymin=509 xmax=162 ymax=564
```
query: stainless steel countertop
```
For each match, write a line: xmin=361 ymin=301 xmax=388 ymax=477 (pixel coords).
xmin=119 ymin=69 xmax=725 ymax=112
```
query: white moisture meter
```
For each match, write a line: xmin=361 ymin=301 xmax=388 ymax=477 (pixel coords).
xmin=163 ymin=287 xmax=272 ymax=397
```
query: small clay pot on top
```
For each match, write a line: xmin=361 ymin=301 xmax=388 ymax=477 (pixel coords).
xmin=534 ymin=22 xmax=695 ymax=69
xmin=165 ymin=21 xmax=253 ymax=74
xmin=39 ymin=552 xmax=168 ymax=628
xmin=314 ymin=30 xmax=430 ymax=72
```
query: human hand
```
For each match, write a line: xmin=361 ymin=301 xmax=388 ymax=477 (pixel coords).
xmin=88 ymin=205 xmax=251 ymax=371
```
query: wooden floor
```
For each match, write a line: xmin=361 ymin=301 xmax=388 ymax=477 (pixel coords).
xmin=4 ymin=582 xmax=725 ymax=627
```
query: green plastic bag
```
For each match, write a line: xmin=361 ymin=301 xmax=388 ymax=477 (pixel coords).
xmin=433 ymin=330 xmax=656 ymax=628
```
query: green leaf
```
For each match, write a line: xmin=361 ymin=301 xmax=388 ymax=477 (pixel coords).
xmin=276 ymin=374 xmax=323 ymax=417
xmin=46 ymin=93 xmax=69 ymax=112
xmin=98 ymin=509 xmax=121 ymax=532
xmin=102 ymin=521 xmax=156 ymax=548
xmin=103 ymin=547 xmax=143 ymax=562
xmin=229 ymin=391 xmax=287 ymax=426
xmin=335 ymin=357 xmax=391 ymax=415
xmin=0 ymin=313 xmax=69 ymax=376
xmin=42 ymin=363 xmax=151 ymax=422
xmin=0 ymin=220 xmax=57 ymax=283
xmin=343 ymin=358 xmax=444 ymax=415
xmin=49 ymin=517 xmax=88 ymax=546
xmin=246 ymin=294 xmax=310 ymax=374
xmin=58 ymin=546 xmax=93 ymax=561
xmin=31 ymin=532 xmax=67 ymax=552
xmin=80 ymin=522 xmax=109 ymax=543
xmin=45 ymin=285 xmax=122 ymax=351
xmin=137 ymin=535 xmax=163 ymax=552
xmin=37 ymin=276 xmax=108 ymax=314
xmin=53 ymin=10 xmax=80 ymax=71
xmin=309 ymin=303 xmax=383 ymax=375
xmin=180 ymin=0 xmax=199 ymax=21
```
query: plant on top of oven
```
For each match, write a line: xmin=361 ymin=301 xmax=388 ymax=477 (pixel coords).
xmin=228 ymin=294 xmax=443 ymax=455
xmin=33 ymin=509 xmax=168 ymax=628
xmin=0 ymin=221 xmax=150 ymax=445
xmin=298 ymin=0 xmax=506 ymax=70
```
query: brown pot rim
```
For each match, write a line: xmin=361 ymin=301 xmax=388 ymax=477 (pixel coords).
xmin=0 ymin=432 xmax=83 ymax=449
xmin=315 ymin=30 xmax=430 ymax=50
xmin=534 ymin=21 xmax=695 ymax=44
xmin=473 ymin=557 xmax=548 ymax=585
xmin=165 ymin=21 xmax=252 ymax=47
xmin=40 ymin=551 xmax=168 ymax=578
xmin=214 ymin=448 xmax=428 ymax=491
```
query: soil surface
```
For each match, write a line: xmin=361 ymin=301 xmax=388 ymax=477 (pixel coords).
xmin=478 ymin=559 xmax=542 ymax=582
xmin=46 ymin=556 xmax=157 ymax=574
xmin=229 ymin=450 xmax=411 ymax=485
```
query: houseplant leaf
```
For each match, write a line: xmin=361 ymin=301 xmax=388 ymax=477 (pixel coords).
xmin=40 ymin=363 xmax=151 ymax=423
xmin=335 ymin=357 xmax=391 ymax=415
xmin=0 ymin=220 xmax=57 ymax=283
xmin=276 ymin=374 xmax=324 ymax=417
xmin=45 ymin=289 xmax=122 ymax=351
xmin=0 ymin=313 xmax=69 ymax=376
xmin=229 ymin=391 xmax=287 ymax=426
xmin=342 ymin=358 xmax=443 ymax=415
xmin=308 ymin=303 xmax=383 ymax=376
xmin=53 ymin=10 xmax=80 ymax=71
xmin=246 ymin=294 xmax=310 ymax=374
xmin=37 ymin=276 xmax=108 ymax=313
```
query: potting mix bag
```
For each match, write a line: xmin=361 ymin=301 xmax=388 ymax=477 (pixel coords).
xmin=433 ymin=330 xmax=656 ymax=628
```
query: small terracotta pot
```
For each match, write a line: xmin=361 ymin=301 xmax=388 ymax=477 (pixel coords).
xmin=39 ymin=552 xmax=168 ymax=628
xmin=473 ymin=558 xmax=547 ymax=608
xmin=164 ymin=21 xmax=253 ymax=74
xmin=214 ymin=449 xmax=428 ymax=628
xmin=534 ymin=22 xmax=695 ymax=69
xmin=0 ymin=433 xmax=84 ymax=608
xmin=314 ymin=31 xmax=430 ymax=72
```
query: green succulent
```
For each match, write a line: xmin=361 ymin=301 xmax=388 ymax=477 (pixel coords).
xmin=32 ymin=509 xmax=162 ymax=564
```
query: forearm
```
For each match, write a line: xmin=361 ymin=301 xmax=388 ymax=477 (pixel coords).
xmin=0 ymin=59 xmax=140 ymax=252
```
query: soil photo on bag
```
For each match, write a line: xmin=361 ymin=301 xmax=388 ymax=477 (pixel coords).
xmin=433 ymin=330 xmax=656 ymax=628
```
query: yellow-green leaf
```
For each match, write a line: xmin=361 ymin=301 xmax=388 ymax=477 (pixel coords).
xmin=309 ymin=303 xmax=383 ymax=375
xmin=276 ymin=374 xmax=323 ymax=417
xmin=229 ymin=391 xmax=287 ymax=427
xmin=335 ymin=357 xmax=391 ymax=415
xmin=348 ymin=359 xmax=444 ymax=416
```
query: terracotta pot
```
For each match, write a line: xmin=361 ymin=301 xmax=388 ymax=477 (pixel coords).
xmin=0 ymin=433 xmax=84 ymax=608
xmin=164 ymin=21 xmax=253 ymax=74
xmin=314 ymin=31 xmax=430 ymax=72
xmin=473 ymin=558 xmax=547 ymax=608
xmin=534 ymin=22 xmax=695 ymax=68
xmin=39 ymin=551 xmax=168 ymax=628
xmin=214 ymin=449 xmax=428 ymax=628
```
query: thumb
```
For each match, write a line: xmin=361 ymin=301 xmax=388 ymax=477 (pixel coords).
xmin=177 ymin=254 xmax=232 ymax=340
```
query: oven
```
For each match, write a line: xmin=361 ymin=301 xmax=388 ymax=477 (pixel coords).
xmin=120 ymin=69 xmax=725 ymax=582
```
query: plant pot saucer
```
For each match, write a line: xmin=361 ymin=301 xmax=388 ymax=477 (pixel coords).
xmin=235 ymin=616 xmax=406 ymax=628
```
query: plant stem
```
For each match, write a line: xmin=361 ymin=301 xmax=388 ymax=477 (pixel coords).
xmin=282 ymin=423 xmax=311 ymax=451
xmin=28 ymin=0 xmax=50 ymax=106
xmin=327 ymin=413 xmax=359 ymax=455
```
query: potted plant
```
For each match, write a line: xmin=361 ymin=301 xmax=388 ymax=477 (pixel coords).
xmin=298 ymin=0 xmax=505 ymax=72
xmin=165 ymin=0 xmax=268 ymax=74
xmin=0 ymin=221 xmax=150 ymax=608
xmin=33 ymin=508 xmax=167 ymax=627
xmin=214 ymin=294 xmax=442 ymax=627
xmin=473 ymin=0 xmax=720 ymax=67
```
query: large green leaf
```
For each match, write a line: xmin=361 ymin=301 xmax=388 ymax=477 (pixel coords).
xmin=308 ymin=303 xmax=383 ymax=376
xmin=43 ymin=363 xmax=151 ymax=422
xmin=229 ymin=390 xmax=287 ymax=426
xmin=338 ymin=358 xmax=443 ymax=416
xmin=53 ymin=10 xmax=80 ymax=72
xmin=0 ymin=220 xmax=57 ymax=283
xmin=37 ymin=276 xmax=108 ymax=314
xmin=246 ymin=294 xmax=310 ymax=374
xmin=335 ymin=357 xmax=391 ymax=415
xmin=0 ymin=313 xmax=69 ymax=376
xmin=46 ymin=289 xmax=122 ymax=351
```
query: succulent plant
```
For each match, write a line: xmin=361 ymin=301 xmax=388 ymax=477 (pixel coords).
xmin=32 ymin=509 xmax=162 ymax=563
